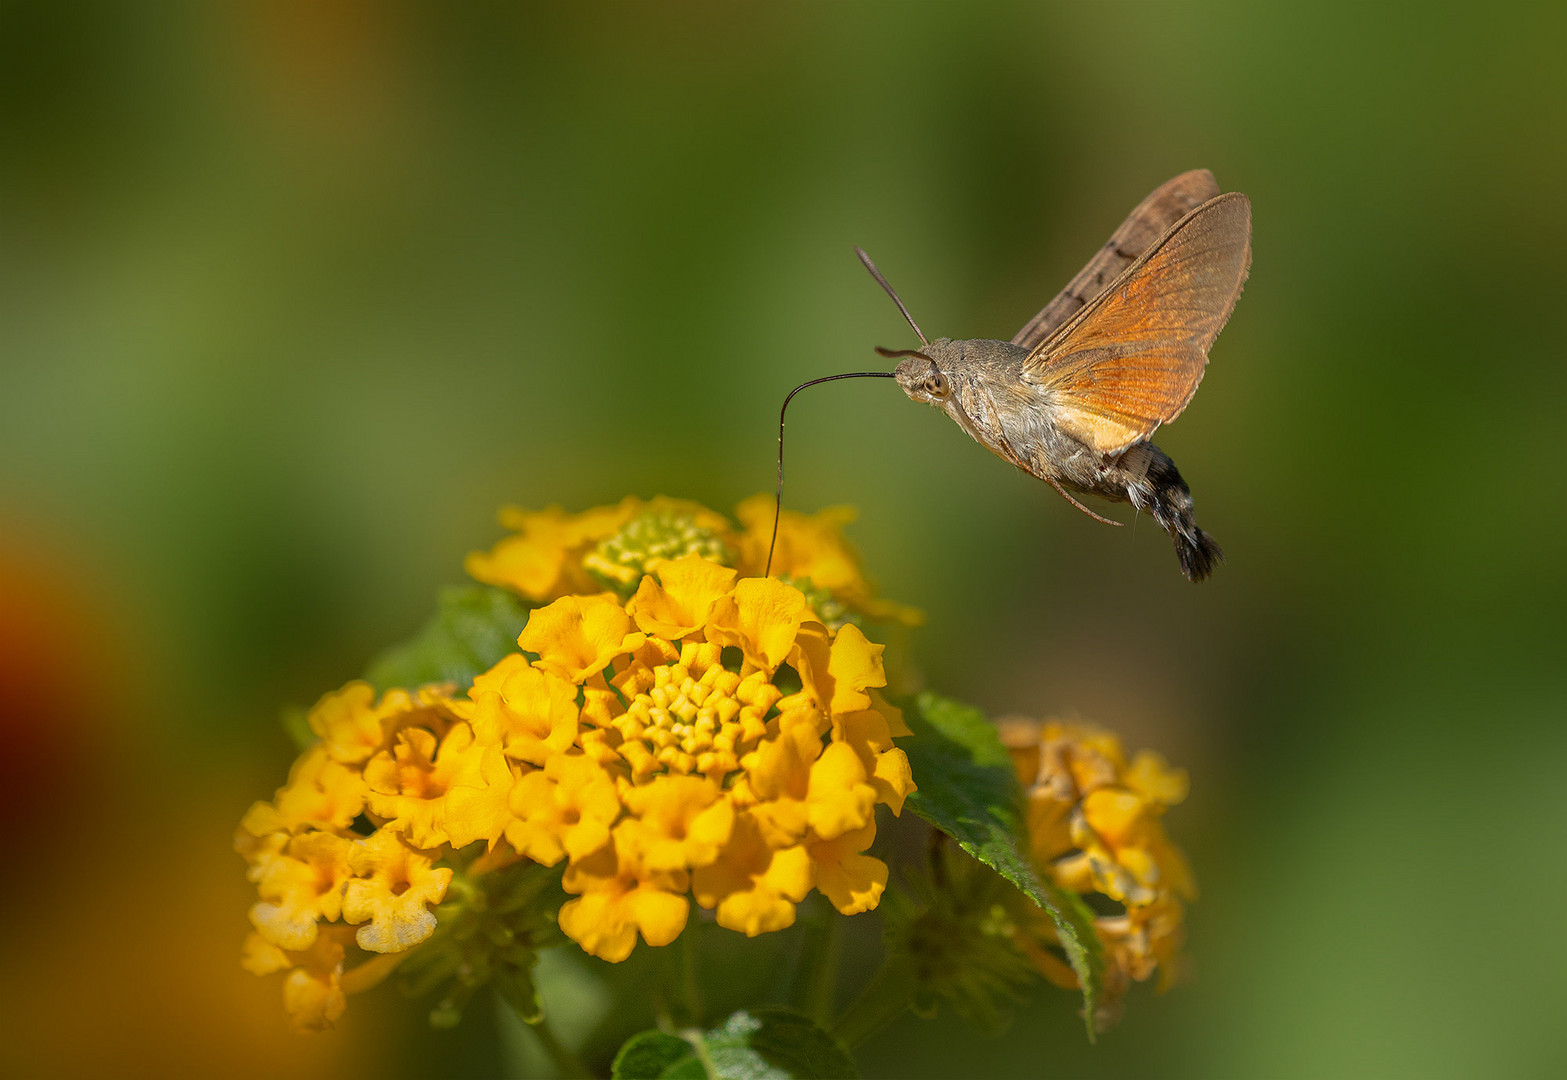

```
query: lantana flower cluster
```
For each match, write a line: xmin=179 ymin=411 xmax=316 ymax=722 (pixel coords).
xmin=1000 ymin=717 xmax=1197 ymax=1025
xmin=237 ymin=497 xmax=917 ymax=1031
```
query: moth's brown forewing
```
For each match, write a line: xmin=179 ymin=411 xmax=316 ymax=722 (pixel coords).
xmin=1021 ymin=192 xmax=1251 ymax=456
xmin=1011 ymin=169 xmax=1221 ymax=351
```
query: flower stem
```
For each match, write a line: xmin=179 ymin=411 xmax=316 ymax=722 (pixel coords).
xmin=797 ymin=911 xmax=841 ymax=1025
xmin=528 ymin=1010 xmax=592 ymax=1080
xmin=830 ymin=956 xmax=916 ymax=1049
xmin=680 ymin=917 xmax=704 ymax=1027
xmin=339 ymin=951 xmax=406 ymax=995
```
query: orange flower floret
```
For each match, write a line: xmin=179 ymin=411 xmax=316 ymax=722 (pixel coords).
xmin=804 ymin=741 xmax=878 ymax=841
xmin=240 ymin=745 xmax=367 ymax=836
xmin=557 ymin=830 xmax=690 ymax=962
xmin=626 ymin=554 xmax=738 ymax=639
xmin=504 ymin=752 xmax=620 ymax=866
xmin=806 ymin=822 xmax=887 ymax=915
xmin=341 ymin=830 xmax=454 ymax=954
xmin=617 ymin=774 xmax=735 ymax=873
xmin=732 ymin=496 xmax=923 ymax=626
xmin=305 ymin=681 xmax=388 ymax=765
xmin=457 ymin=654 xmax=580 ymax=765
xmin=704 ymin=578 xmax=808 ymax=672
xmin=518 ymin=594 xmax=646 ymax=683
xmin=438 ymin=734 xmax=516 ymax=850
xmin=247 ymin=830 xmax=354 ymax=951
xmin=693 ymin=812 xmax=813 ymax=936
xmin=363 ymin=725 xmax=458 ymax=850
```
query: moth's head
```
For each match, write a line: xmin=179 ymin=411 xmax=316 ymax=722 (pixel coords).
xmin=890 ymin=340 xmax=954 ymax=405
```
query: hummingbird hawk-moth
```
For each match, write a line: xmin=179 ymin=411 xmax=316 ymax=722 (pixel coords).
xmin=767 ymin=170 xmax=1251 ymax=583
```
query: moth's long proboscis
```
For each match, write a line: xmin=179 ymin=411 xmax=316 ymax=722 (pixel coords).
xmin=767 ymin=371 xmax=896 ymax=577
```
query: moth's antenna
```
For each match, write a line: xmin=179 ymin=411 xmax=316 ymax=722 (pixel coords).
xmin=855 ymin=246 xmax=929 ymax=346
xmin=767 ymin=371 xmax=896 ymax=577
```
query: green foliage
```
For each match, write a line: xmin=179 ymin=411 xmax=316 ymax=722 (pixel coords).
xmin=365 ymin=585 xmax=532 ymax=692
xmin=399 ymin=857 xmax=566 ymax=1030
xmin=898 ymin=692 xmax=1104 ymax=1037
xmin=613 ymin=1009 xmax=859 ymax=1080
xmin=279 ymin=703 xmax=315 ymax=752
xmin=878 ymin=844 xmax=1042 ymax=1036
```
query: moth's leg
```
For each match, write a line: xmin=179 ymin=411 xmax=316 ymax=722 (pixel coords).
xmin=1044 ymin=477 xmax=1124 ymax=527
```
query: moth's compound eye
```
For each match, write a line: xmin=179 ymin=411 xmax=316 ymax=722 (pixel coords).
xmin=924 ymin=372 xmax=949 ymax=399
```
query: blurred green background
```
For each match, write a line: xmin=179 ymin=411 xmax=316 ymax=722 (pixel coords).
xmin=3 ymin=1 xmax=1563 ymax=1076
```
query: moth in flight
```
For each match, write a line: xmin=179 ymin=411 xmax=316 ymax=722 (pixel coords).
xmin=769 ymin=170 xmax=1251 ymax=583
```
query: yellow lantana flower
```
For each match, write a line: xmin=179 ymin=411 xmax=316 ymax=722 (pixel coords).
xmin=239 ymin=498 xmax=919 ymax=1031
xmin=499 ymin=556 xmax=914 ymax=957
xmin=998 ymin=717 xmax=1196 ymax=1024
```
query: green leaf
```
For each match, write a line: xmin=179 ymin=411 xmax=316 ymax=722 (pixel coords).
xmin=612 ymin=1008 xmax=859 ymax=1080
xmin=364 ymin=585 xmax=532 ymax=692
xmin=612 ymin=1031 xmax=700 ymax=1079
xmin=898 ymin=691 xmax=1104 ymax=1038
xmin=279 ymin=704 xmax=315 ymax=752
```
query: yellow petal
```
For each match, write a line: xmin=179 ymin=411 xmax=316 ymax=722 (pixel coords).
xmin=466 ymin=658 xmax=581 ymax=765
xmin=627 ymin=554 xmax=738 ymax=639
xmin=1125 ymin=749 xmax=1189 ymax=807
xmin=558 ymin=892 xmax=637 ymax=962
xmin=306 ymin=680 xmax=385 ymax=765
xmin=464 ymin=506 xmax=576 ymax=599
xmin=704 ymin=578 xmax=807 ymax=671
xmin=787 ymin=621 xmax=833 ymax=709
xmin=832 ymin=708 xmax=892 ymax=754
xmin=716 ymin=888 xmax=798 ymax=937
xmin=759 ymin=843 xmax=814 ymax=902
xmin=809 ymin=824 xmax=888 ymax=916
xmin=624 ymin=886 xmax=690 ymax=947
xmin=870 ymin=747 xmax=915 ymax=815
xmin=1082 ymin=788 xmax=1149 ymax=847
xmin=805 ymin=741 xmax=876 ymax=840
xmin=442 ymin=743 xmax=516 ymax=849
xmin=282 ymin=962 xmax=346 ymax=1033
xmin=871 ymin=691 xmax=912 ymax=738
xmin=745 ymin=715 xmax=820 ymax=802
xmin=505 ymin=817 xmax=566 ymax=866
xmin=342 ymin=831 xmax=453 ymax=954
xmin=518 ymin=594 xmax=645 ymax=683
xmin=825 ymin=623 xmax=886 ymax=714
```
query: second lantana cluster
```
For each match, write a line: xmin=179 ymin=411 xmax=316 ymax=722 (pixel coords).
xmin=1001 ymin=718 xmax=1196 ymax=1025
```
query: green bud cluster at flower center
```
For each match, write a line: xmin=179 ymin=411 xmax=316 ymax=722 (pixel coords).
xmin=585 ymin=509 xmax=735 ymax=594
xmin=777 ymin=574 xmax=854 ymax=629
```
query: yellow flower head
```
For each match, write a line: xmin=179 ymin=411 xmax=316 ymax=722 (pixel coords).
xmin=240 ymin=496 xmax=920 ymax=1030
xmin=496 ymin=561 xmax=913 ymax=958
xmin=998 ymin=716 xmax=1196 ymax=1022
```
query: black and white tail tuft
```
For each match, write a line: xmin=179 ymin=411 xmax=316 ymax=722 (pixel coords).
xmin=1133 ymin=449 xmax=1224 ymax=582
